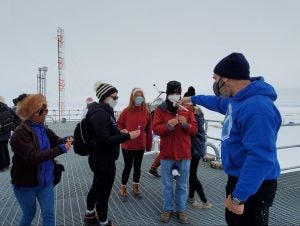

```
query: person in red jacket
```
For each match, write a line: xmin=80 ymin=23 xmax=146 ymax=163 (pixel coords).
xmin=117 ymin=88 xmax=153 ymax=201
xmin=153 ymin=81 xmax=197 ymax=224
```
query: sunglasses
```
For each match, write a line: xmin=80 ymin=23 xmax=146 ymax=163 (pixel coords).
xmin=110 ymin=96 xmax=119 ymax=101
xmin=37 ymin=104 xmax=48 ymax=116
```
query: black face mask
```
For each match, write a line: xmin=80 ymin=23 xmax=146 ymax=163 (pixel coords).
xmin=213 ymin=78 xmax=225 ymax=97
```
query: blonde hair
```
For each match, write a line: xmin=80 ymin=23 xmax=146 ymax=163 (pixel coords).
xmin=17 ymin=94 xmax=47 ymax=120
xmin=128 ymin=88 xmax=147 ymax=113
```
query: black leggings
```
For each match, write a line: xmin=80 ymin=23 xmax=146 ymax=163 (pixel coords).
xmin=225 ymin=175 xmax=277 ymax=226
xmin=189 ymin=157 xmax=208 ymax=203
xmin=121 ymin=149 xmax=144 ymax=185
xmin=86 ymin=159 xmax=116 ymax=222
xmin=0 ymin=140 xmax=10 ymax=170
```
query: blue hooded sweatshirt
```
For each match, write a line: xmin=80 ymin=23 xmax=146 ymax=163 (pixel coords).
xmin=191 ymin=76 xmax=281 ymax=202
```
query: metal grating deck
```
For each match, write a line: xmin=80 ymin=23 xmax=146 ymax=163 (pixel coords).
xmin=1 ymin=122 xmax=300 ymax=226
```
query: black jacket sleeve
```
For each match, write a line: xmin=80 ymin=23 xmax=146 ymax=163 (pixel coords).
xmin=90 ymin=109 xmax=130 ymax=146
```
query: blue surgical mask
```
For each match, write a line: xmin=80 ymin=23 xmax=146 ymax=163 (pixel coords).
xmin=107 ymin=98 xmax=118 ymax=108
xmin=134 ymin=96 xmax=144 ymax=106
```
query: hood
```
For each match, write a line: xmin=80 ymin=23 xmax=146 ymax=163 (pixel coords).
xmin=233 ymin=76 xmax=278 ymax=102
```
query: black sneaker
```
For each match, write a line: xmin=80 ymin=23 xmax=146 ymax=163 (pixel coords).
xmin=84 ymin=211 xmax=98 ymax=223
xmin=148 ymin=169 xmax=161 ymax=178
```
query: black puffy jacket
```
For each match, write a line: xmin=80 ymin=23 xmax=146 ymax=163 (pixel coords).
xmin=87 ymin=103 xmax=130 ymax=161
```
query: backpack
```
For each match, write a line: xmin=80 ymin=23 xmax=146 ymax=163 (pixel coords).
xmin=0 ymin=106 xmax=15 ymax=132
xmin=73 ymin=107 xmax=101 ymax=156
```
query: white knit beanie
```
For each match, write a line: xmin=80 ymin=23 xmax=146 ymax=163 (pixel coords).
xmin=94 ymin=81 xmax=118 ymax=103
xmin=0 ymin=96 xmax=6 ymax=104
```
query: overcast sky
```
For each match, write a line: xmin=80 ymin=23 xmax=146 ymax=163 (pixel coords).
xmin=1 ymin=0 xmax=300 ymax=110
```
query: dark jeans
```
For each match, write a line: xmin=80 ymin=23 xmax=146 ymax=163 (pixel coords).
xmin=0 ymin=140 xmax=10 ymax=170
xmin=86 ymin=159 xmax=116 ymax=222
xmin=121 ymin=149 xmax=144 ymax=185
xmin=225 ymin=175 xmax=277 ymax=226
xmin=189 ymin=157 xmax=207 ymax=203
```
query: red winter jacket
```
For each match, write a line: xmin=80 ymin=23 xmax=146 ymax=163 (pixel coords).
xmin=117 ymin=106 xmax=152 ymax=151
xmin=153 ymin=102 xmax=197 ymax=160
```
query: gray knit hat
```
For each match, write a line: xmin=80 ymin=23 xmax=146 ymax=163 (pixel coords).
xmin=94 ymin=81 xmax=118 ymax=103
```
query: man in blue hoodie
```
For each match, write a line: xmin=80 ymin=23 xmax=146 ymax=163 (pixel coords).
xmin=181 ymin=52 xmax=281 ymax=226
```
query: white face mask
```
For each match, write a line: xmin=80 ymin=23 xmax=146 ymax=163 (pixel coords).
xmin=168 ymin=94 xmax=181 ymax=103
xmin=107 ymin=98 xmax=118 ymax=108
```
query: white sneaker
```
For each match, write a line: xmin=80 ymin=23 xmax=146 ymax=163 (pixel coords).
xmin=192 ymin=201 xmax=212 ymax=209
xmin=188 ymin=197 xmax=195 ymax=204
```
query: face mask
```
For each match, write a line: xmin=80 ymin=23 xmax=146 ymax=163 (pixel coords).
xmin=107 ymin=98 xmax=118 ymax=108
xmin=168 ymin=94 xmax=181 ymax=103
xmin=213 ymin=78 xmax=226 ymax=97
xmin=213 ymin=82 xmax=220 ymax=96
xmin=134 ymin=96 xmax=144 ymax=106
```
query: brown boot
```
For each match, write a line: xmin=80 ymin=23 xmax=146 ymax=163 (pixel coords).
xmin=119 ymin=184 xmax=128 ymax=202
xmin=132 ymin=183 xmax=142 ymax=199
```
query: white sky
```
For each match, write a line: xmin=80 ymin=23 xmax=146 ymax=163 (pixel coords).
xmin=1 ymin=0 xmax=300 ymax=110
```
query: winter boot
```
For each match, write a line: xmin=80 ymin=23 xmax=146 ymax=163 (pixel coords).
xmin=132 ymin=183 xmax=142 ymax=199
xmin=119 ymin=184 xmax=128 ymax=202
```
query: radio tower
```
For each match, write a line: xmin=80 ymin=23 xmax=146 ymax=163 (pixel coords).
xmin=57 ymin=27 xmax=65 ymax=121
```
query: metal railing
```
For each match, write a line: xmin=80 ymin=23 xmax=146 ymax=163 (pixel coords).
xmin=278 ymin=123 xmax=300 ymax=171
xmin=46 ymin=109 xmax=122 ymax=123
xmin=46 ymin=109 xmax=300 ymax=171
xmin=204 ymin=120 xmax=300 ymax=172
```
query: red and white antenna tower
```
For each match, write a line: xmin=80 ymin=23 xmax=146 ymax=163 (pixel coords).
xmin=57 ymin=27 xmax=65 ymax=121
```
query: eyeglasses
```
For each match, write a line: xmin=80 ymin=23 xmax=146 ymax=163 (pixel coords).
xmin=110 ymin=96 xmax=119 ymax=101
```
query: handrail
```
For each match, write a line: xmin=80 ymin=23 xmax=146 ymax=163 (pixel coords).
xmin=281 ymin=165 xmax=300 ymax=172
xmin=45 ymin=109 xmax=300 ymax=171
xmin=204 ymin=119 xmax=300 ymax=171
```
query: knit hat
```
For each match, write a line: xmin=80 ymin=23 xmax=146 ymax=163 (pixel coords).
xmin=132 ymin=88 xmax=143 ymax=96
xmin=166 ymin=81 xmax=182 ymax=95
xmin=94 ymin=81 xmax=118 ymax=103
xmin=17 ymin=94 xmax=47 ymax=120
xmin=183 ymin=86 xmax=196 ymax=97
xmin=86 ymin=97 xmax=93 ymax=105
xmin=213 ymin=52 xmax=250 ymax=80
xmin=0 ymin=96 xmax=5 ymax=104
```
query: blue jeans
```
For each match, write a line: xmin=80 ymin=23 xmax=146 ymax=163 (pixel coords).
xmin=13 ymin=184 xmax=55 ymax=226
xmin=160 ymin=159 xmax=190 ymax=212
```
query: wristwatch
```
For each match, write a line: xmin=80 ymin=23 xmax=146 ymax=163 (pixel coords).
xmin=231 ymin=196 xmax=244 ymax=205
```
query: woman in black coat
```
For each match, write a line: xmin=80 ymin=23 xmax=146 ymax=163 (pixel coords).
xmin=84 ymin=81 xmax=140 ymax=226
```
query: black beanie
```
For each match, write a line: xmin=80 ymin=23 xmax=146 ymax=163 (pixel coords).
xmin=183 ymin=86 xmax=196 ymax=97
xmin=94 ymin=81 xmax=118 ymax=103
xmin=166 ymin=80 xmax=182 ymax=95
xmin=213 ymin=52 xmax=250 ymax=80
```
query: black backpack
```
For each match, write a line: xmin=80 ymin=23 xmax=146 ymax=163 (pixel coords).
xmin=73 ymin=107 xmax=101 ymax=156
xmin=0 ymin=106 xmax=15 ymax=132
